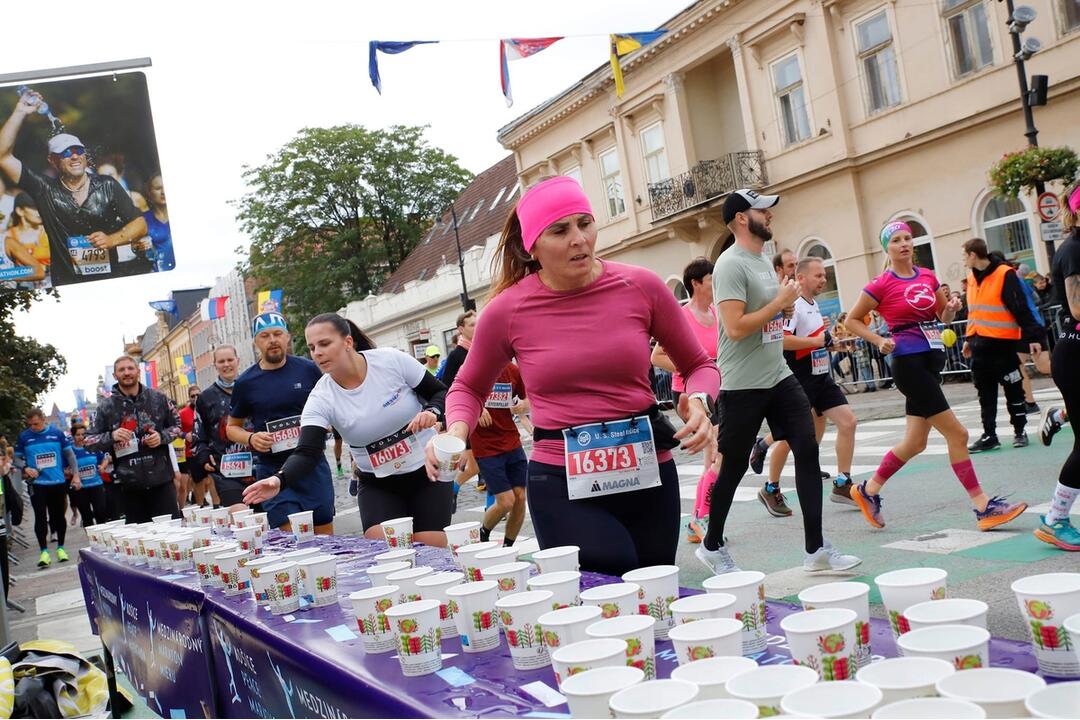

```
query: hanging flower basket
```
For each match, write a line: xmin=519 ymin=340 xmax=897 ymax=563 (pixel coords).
xmin=989 ymin=146 xmax=1079 ymax=198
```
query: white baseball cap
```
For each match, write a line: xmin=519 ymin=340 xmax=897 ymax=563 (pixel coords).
xmin=47 ymin=134 xmax=84 ymax=155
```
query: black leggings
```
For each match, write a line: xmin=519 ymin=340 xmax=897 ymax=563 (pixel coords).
xmin=706 ymin=375 xmax=824 ymax=554
xmin=73 ymin=485 xmax=108 ymax=527
xmin=527 ymin=458 xmax=681 ymax=577
xmin=121 ymin=482 xmax=179 ymax=524
xmin=970 ymin=341 xmax=1027 ymax=437
xmin=1052 ymin=328 xmax=1080 ymax=490
xmin=30 ymin=483 xmax=67 ymax=550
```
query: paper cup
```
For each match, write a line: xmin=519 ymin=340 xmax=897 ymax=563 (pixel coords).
xmin=432 ymin=434 xmax=466 ymax=477
xmin=622 ymin=565 xmax=680 ymax=640
xmin=288 ymin=510 xmax=315 ymax=544
xmin=231 ymin=525 xmax=259 ymax=556
xmin=725 ymin=665 xmax=819 ymax=717
xmin=384 ymin=599 xmax=443 ymax=677
xmin=782 ymin=608 xmax=859 ymax=681
xmin=139 ymin=535 xmax=161 ymax=568
xmin=474 ymin=546 xmax=518 ymax=572
xmin=152 ymin=513 xmax=173 ymax=524
xmin=190 ymin=526 xmax=212 ymax=549
xmin=206 ymin=544 xmax=241 ymax=588
xmin=443 ymin=521 xmax=482 ymax=564
xmin=1067 ymin=613 xmax=1080 ymax=675
xmin=872 ymin=697 xmax=987 ymax=719
xmin=587 ymin=614 xmax=657 ymax=679
xmin=231 ymin=508 xmax=254 ymax=523
xmin=875 ymin=567 xmax=948 ymax=640
xmin=456 ymin=541 xmax=501 ymax=581
xmin=195 ymin=506 xmax=214 ymax=528
xmin=120 ymin=535 xmax=141 ymax=565
xmin=496 ymin=590 xmax=554 ymax=670
xmin=386 ymin=566 xmax=434 ymax=604
xmin=262 ymin=562 xmax=300 ymax=615
xmin=528 ymin=570 xmax=582 ymax=610
xmin=444 ymin=580 xmax=501 ymax=653
xmin=538 ymin=605 xmax=603 ymax=654
xmin=415 ymin=571 xmax=465 ymax=639
xmin=483 ymin=561 xmax=532 ymax=599
xmin=375 ymin=548 xmax=416 ymax=568
xmin=380 ymin=516 xmax=414 ymax=548
xmin=280 ymin=547 xmax=320 ymax=563
xmin=855 ymin=656 xmax=955 ymax=703
xmin=702 ymin=571 xmax=768 ymax=655
xmin=367 ymin=561 xmax=412 ymax=587
xmin=936 ymin=667 xmax=1047 ymax=719
xmin=608 ymin=678 xmax=699 ymax=719
xmin=905 ymin=598 xmax=989 ymax=632
xmin=1024 ymin=681 xmax=1080 ymax=719
xmin=669 ymin=656 xmax=757 ymax=700
xmin=1011 ymin=573 xmax=1080 ymax=677
xmin=181 ymin=505 xmax=199 ymax=526
xmin=668 ymin=618 xmax=743 ymax=667
xmin=251 ymin=512 xmax=269 ymax=533
xmin=561 ymin=665 xmax=645 ymax=720
xmin=193 ymin=543 xmax=234 ymax=587
xmin=799 ymin=581 xmax=873 ymax=669
xmin=350 ymin=585 xmax=399 ymax=653
xmin=297 ymin=554 xmax=337 ymax=607
xmin=532 ymin=545 xmax=580 ymax=574
xmin=247 ymin=556 xmax=284 ymax=605
xmin=166 ymin=535 xmax=194 ymax=570
xmin=551 ymin=638 xmax=627 ymax=691
xmin=216 ymin=549 xmax=253 ymax=596
xmin=670 ymin=593 xmax=737 ymax=625
xmin=897 ymin=624 xmax=990 ymax=670
xmin=581 ymin=582 xmax=642 ymax=620
xmin=660 ymin=698 xmax=759 ymax=719
xmin=782 ymin=681 xmax=884 ymax=719
xmin=211 ymin=507 xmax=232 ymax=532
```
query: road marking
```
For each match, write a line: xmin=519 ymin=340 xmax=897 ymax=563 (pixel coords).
xmin=762 ymin=564 xmax=864 ymax=599
xmin=882 ymin=528 xmax=1014 ymax=555
xmin=35 ymin=588 xmax=86 ymax=616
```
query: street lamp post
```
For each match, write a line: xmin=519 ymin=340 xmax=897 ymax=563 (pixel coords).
xmin=449 ymin=205 xmax=476 ymax=312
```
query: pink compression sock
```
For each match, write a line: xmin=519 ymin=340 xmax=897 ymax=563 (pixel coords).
xmin=694 ymin=468 xmax=719 ymax=519
xmin=951 ymin=459 xmax=983 ymax=499
xmin=872 ymin=451 xmax=907 ymax=487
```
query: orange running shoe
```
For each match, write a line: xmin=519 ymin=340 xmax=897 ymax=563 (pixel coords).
xmin=975 ymin=496 xmax=1027 ymax=531
xmin=850 ymin=481 xmax=885 ymax=529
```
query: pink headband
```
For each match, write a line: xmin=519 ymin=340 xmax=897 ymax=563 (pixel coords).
xmin=1069 ymin=185 xmax=1080 ymax=215
xmin=517 ymin=176 xmax=594 ymax=253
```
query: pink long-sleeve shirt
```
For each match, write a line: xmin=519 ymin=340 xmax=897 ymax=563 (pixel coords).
xmin=446 ymin=261 xmax=721 ymax=466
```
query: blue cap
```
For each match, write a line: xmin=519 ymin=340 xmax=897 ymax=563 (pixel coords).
xmin=252 ymin=311 xmax=288 ymax=336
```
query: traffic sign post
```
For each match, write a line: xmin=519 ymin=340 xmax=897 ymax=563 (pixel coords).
xmin=1037 ymin=192 xmax=1060 ymax=222
xmin=1041 ymin=221 xmax=1063 ymax=245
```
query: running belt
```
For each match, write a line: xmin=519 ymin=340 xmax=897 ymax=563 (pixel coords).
xmin=532 ymin=404 xmax=680 ymax=451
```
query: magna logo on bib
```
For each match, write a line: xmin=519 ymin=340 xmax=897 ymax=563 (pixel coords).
xmin=904 ymin=283 xmax=937 ymax=310
xmin=591 ymin=477 xmax=641 ymax=493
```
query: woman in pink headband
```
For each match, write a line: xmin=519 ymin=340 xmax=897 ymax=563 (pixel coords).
xmin=425 ymin=176 xmax=720 ymax=575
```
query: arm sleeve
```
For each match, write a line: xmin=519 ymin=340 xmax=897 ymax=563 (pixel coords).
xmin=440 ymin=348 xmax=467 ymax=388
xmin=412 ymin=372 xmax=447 ymax=414
xmin=645 ymin=271 xmax=720 ymax=400
xmin=63 ymin=447 xmax=79 ymax=474
xmin=445 ymin=297 xmax=516 ymax=431
xmin=276 ymin=425 xmax=329 ymax=490
xmin=83 ymin=401 xmax=114 ymax=451
xmin=1001 ymin=271 xmax=1044 ymax=343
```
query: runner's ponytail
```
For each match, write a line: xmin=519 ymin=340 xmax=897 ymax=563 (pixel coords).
xmin=306 ymin=313 xmax=376 ymax=352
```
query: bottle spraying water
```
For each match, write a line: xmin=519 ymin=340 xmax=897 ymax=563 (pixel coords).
xmin=16 ymin=85 xmax=64 ymax=132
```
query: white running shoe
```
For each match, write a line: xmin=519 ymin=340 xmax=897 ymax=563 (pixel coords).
xmin=695 ymin=545 xmax=741 ymax=575
xmin=804 ymin=538 xmax=862 ymax=573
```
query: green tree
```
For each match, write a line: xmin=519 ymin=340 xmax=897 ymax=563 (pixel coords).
xmin=0 ymin=291 xmax=67 ymax=439
xmin=235 ymin=125 xmax=472 ymax=347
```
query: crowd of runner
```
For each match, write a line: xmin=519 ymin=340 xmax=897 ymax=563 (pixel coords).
xmin=10 ymin=176 xmax=1080 ymax=572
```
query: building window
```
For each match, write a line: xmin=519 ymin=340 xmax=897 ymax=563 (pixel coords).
xmin=669 ymin=278 xmax=688 ymax=303
xmin=981 ymin=194 xmax=1035 ymax=267
xmin=906 ymin=219 xmax=938 ymax=272
xmin=771 ymin=53 xmax=812 ymax=146
xmin=598 ymin=147 xmax=626 ymax=218
xmin=443 ymin=329 xmax=457 ymax=353
xmin=943 ymin=0 xmax=994 ymax=77
xmin=799 ymin=240 xmax=843 ymax=320
xmin=1065 ymin=0 xmax=1080 ymax=32
xmin=563 ymin=166 xmax=583 ymax=186
xmin=855 ymin=9 xmax=903 ymax=114
xmin=639 ymin=122 xmax=670 ymax=184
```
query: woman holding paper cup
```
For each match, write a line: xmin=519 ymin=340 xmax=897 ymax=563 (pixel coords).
xmin=243 ymin=313 xmax=453 ymax=546
xmin=424 ymin=176 xmax=720 ymax=575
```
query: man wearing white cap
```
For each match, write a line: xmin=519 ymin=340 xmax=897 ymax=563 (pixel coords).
xmin=0 ymin=89 xmax=150 ymax=285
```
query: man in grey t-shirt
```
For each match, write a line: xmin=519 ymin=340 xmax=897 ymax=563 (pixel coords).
xmin=696 ymin=189 xmax=861 ymax=576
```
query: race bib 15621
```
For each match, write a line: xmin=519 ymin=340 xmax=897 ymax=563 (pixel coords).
xmin=220 ymin=452 xmax=253 ymax=478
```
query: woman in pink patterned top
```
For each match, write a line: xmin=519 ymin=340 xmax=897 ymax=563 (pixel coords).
xmin=424 ymin=176 xmax=720 ymax=575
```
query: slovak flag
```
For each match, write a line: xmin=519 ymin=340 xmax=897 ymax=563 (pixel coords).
xmin=199 ymin=296 xmax=228 ymax=321
xmin=500 ymin=37 xmax=563 ymax=107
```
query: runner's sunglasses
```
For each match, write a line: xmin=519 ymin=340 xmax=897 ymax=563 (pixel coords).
xmin=55 ymin=146 xmax=86 ymax=159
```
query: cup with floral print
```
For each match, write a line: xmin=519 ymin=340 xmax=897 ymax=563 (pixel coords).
xmin=905 ymin=598 xmax=988 ymax=633
xmin=483 ymin=561 xmax=533 ymax=600
xmin=875 ymin=568 xmax=948 ymax=642
xmin=561 ymin=665 xmax=645 ymax=719
xmin=181 ymin=505 xmax=199 ymax=526
xmin=622 ymin=565 xmax=680 ymax=640
xmin=190 ymin=526 xmax=212 ymax=549
xmin=192 ymin=543 xmax=235 ymax=587
xmin=297 ymin=554 xmax=338 ymax=607
xmin=415 ymin=571 xmax=465 ymax=639
xmin=668 ymin=618 xmax=743 ymax=667
xmin=445 ymin=580 xmax=502 ymax=653
xmin=550 ymin=638 xmax=627 ymax=691
xmin=367 ymin=561 xmax=412 ymax=588
xmin=211 ymin=507 xmax=232 ymax=534
xmin=473 ymin=547 xmax=519 ymax=581
xmin=586 ymin=613 xmax=657 ymax=679
xmin=537 ymin=605 xmax=603 ymax=656
xmin=897 ymin=624 xmax=990 ymax=671
xmin=350 ymin=585 xmax=399 ymax=653
xmin=261 ymin=561 xmax=300 ymax=615
xmin=527 ymin=571 xmax=582 ymax=611
xmin=288 ymin=511 xmax=315 ymax=545
xmin=496 ymin=590 xmax=554 ymax=670
xmin=781 ymin=608 xmax=859 ymax=681
xmin=532 ymin=545 xmax=580 ymax=574
xmin=216 ymin=549 xmax=253 ymax=597
xmin=456 ymin=541 xmax=501 ymax=581
xmin=580 ymin=582 xmax=641 ymax=620
xmin=670 ymin=593 xmax=737 ymax=626
xmin=231 ymin=525 xmax=259 ymax=557
xmin=384 ymin=599 xmax=444 ymax=677
xmin=385 ymin=566 xmax=434 ymax=605
xmin=206 ymin=543 xmax=241 ymax=589
xmin=1010 ymin=572 xmax=1080 ymax=678
xmin=195 ymin=506 xmax=214 ymax=528
xmin=607 ymin=678 xmax=701 ymax=718
xmin=798 ymin=581 xmax=873 ymax=671
xmin=443 ymin=521 xmax=482 ymax=566
xmin=246 ymin=556 xmax=284 ymax=606
xmin=374 ymin=548 xmax=417 ymax=568
xmin=380 ymin=516 xmax=413 ymax=549
xmin=725 ymin=665 xmax=818 ymax=718
xmin=702 ymin=571 xmax=768 ymax=655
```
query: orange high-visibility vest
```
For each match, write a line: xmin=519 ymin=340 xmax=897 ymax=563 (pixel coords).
xmin=966 ymin=264 xmax=1021 ymax=339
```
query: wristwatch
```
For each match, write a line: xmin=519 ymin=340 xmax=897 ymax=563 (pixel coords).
xmin=688 ymin=392 xmax=716 ymax=416
xmin=424 ymin=406 xmax=444 ymax=422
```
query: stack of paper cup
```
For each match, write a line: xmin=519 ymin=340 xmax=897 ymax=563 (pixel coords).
xmin=384 ymin=599 xmax=444 ymax=677
xmin=561 ymin=666 xmax=644 ymax=720
xmin=875 ymin=567 xmax=948 ymax=641
xmin=456 ymin=541 xmax=500 ymax=581
xmin=897 ymin=625 xmax=991 ymax=670
xmin=415 ymin=571 xmax=465 ymax=639
xmin=702 ymin=571 xmax=767 ymax=655
xmin=580 ymin=582 xmax=641 ymax=620
xmin=527 ymin=571 xmax=581 ymax=610
xmin=781 ymin=608 xmax=860 ymax=681
xmin=495 ymin=590 xmax=554 ymax=670
xmin=532 ymin=545 xmax=580 ymax=574
xmin=231 ymin=508 xmax=254 ymax=524
xmin=669 ymin=656 xmax=757 ymax=700
xmin=444 ymin=580 xmax=501 ymax=653
xmin=669 ymin=593 xmax=736 ymax=625
xmin=622 ymin=566 xmax=680 ymax=640
xmin=193 ymin=543 xmax=234 ymax=587
xmin=537 ymin=605 xmax=603 ymax=653
xmin=375 ymin=548 xmax=416 ymax=568
xmin=799 ymin=582 xmax=873 ymax=670
xmin=381 ymin=516 xmax=414 ymax=549
xmin=607 ymin=678 xmax=699 ymax=719
xmin=432 ymin=434 xmax=465 ymax=482
xmin=855 ymin=656 xmax=955 ymax=703
xmin=724 ymin=665 xmax=818 ymax=718
xmin=667 ymin=618 xmax=743 ymax=666
xmin=484 ymin=561 xmax=532 ymax=599
xmin=350 ymin=585 xmax=399 ymax=653
xmin=1010 ymin=572 xmax=1080 ymax=678
xmin=586 ymin=614 xmax=657 ymax=679
xmin=288 ymin=511 xmax=315 ymax=544
xmin=443 ymin=521 xmax=482 ymax=566
xmin=386 ymin=566 xmax=434 ymax=604
xmin=781 ymin=681 xmax=884 ymax=719
xmin=936 ymin=667 xmax=1046 ymax=718
xmin=550 ymin=638 xmax=627 ymax=690
xmin=297 ymin=554 xmax=338 ymax=607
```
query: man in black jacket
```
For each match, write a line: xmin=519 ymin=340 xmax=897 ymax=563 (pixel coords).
xmin=191 ymin=345 xmax=253 ymax=511
xmin=438 ymin=310 xmax=484 ymax=496
xmin=85 ymin=355 xmax=182 ymax=522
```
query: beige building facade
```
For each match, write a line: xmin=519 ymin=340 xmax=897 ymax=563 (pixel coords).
xmin=498 ymin=0 xmax=1080 ymax=318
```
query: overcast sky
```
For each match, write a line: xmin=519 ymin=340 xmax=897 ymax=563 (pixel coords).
xmin=6 ymin=0 xmax=690 ymax=413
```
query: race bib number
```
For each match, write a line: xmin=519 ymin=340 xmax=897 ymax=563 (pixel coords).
xmin=811 ymin=348 xmax=830 ymax=375
xmin=485 ymin=383 xmax=513 ymax=409
xmin=266 ymin=416 xmax=301 ymax=454
xmin=920 ymin=323 xmax=945 ymax=351
xmin=34 ymin=451 xmax=57 ymax=470
xmin=78 ymin=463 xmax=96 ymax=480
xmin=114 ymin=435 xmax=138 ymax=458
xmin=563 ymin=417 xmax=661 ymax=501
xmin=171 ymin=436 xmax=185 ymax=451
xmin=220 ymin=452 xmax=253 ymax=478
xmin=365 ymin=426 xmax=421 ymax=478
xmin=67 ymin=236 xmax=112 ymax=276
xmin=762 ymin=313 xmax=784 ymax=343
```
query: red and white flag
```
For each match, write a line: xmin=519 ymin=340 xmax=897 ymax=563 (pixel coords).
xmin=500 ymin=37 xmax=562 ymax=107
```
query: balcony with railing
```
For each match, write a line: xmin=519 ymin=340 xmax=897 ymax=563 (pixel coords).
xmin=647 ymin=151 xmax=767 ymax=222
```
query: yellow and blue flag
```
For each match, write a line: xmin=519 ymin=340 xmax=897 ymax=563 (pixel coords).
xmin=256 ymin=289 xmax=283 ymax=313
xmin=609 ymin=30 xmax=666 ymax=97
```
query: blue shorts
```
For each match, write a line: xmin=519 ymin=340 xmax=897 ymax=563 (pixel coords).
xmin=256 ymin=459 xmax=336 ymax=528
xmin=476 ymin=447 xmax=528 ymax=495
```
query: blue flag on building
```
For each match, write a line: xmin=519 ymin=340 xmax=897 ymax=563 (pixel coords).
xmin=149 ymin=299 xmax=178 ymax=318
xmin=368 ymin=41 xmax=437 ymax=94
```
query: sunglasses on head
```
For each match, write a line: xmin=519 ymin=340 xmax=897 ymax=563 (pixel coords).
xmin=56 ymin=146 xmax=86 ymax=159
